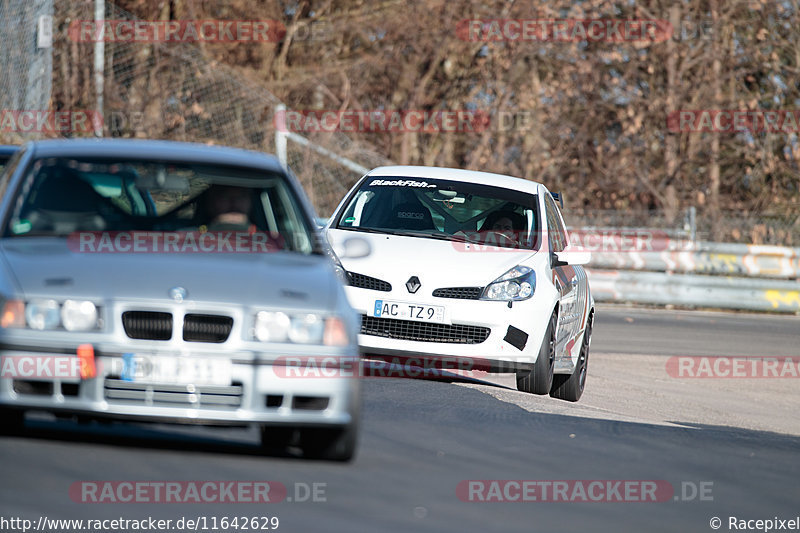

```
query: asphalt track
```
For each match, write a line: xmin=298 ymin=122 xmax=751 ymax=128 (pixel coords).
xmin=1 ymin=306 xmax=798 ymax=533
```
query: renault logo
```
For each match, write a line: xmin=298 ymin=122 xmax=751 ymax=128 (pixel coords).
xmin=406 ymin=276 xmax=421 ymax=294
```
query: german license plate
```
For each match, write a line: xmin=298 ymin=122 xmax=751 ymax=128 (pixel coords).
xmin=373 ymin=300 xmax=445 ymax=324
xmin=117 ymin=354 xmax=232 ymax=386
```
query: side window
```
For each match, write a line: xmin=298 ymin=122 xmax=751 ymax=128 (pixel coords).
xmin=552 ymin=199 xmax=569 ymax=248
xmin=0 ymin=149 xmax=24 ymax=201
xmin=544 ymin=194 xmax=566 ymax=252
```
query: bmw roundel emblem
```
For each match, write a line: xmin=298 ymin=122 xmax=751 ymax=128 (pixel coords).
xmin=168 ymin=286 xmax=188 ymax=302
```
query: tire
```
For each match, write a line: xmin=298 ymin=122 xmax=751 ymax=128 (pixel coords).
xmin=259 ymin=426 xmax=297 ymax=452
xmin=516 ymin=311 xmax=556 ymax=395
xmin=0 ymin=407 xmax=24 ymax=436
xmin=550 ymin=312 xmax=592 ymax=402
xmin=296 ymin=424 xmax=358 ymax=462
xmin=260 ymin=423 xmax=358 ymax=462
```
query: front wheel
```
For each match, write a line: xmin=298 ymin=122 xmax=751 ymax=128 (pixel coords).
xmin=516 ymin=312 xmax=556 ymax=394
xmin=259 ymin=424 xmax=358 ymax=462
xmin=0 ymin=407 xmax=24 ymax=435
xmin=550 ymin=313 xmax=592 ymax=402
xmin=259 ymin=426 xmax=296 ymax=452
xmin=296 ymin=424 xmax=358 ymax=462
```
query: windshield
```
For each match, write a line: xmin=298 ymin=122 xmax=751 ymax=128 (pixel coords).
xmin=3 ymin=157 xmax=317 ymax=254
xmin=335 ymin=176 xmax=540 ymax=249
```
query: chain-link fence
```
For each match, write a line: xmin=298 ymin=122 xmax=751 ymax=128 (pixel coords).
xmin=0 ymin=0 xmax=54 ymax=144
xmin=1 ymin=0 xmax=388 ymax=215
xmin=1 ymin=1 xmax=797 ymax=241
xmin=281 ymin=131 xmax=391 ymax=216
xmin=569 ymin=207 xmax=799 ymax=246
xmin=701 ymin=211 xmax=800 ymax=247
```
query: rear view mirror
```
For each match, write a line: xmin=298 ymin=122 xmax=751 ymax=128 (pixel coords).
xmin=432 ymin=190 xmax=466 ymax=204
xmin=137 ymin=168 xmax=190 ymax=193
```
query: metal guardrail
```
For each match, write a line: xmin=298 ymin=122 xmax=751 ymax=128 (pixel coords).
xmin=587 ymin=269 xmax=800 ymax=313
xmin=583 ymin=236 xmax=800 ymax=314
xmin=587 ymin=241 xmax=800 ymax=280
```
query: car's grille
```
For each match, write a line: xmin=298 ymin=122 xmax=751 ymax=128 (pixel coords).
xmin=103 ymin=379 xmax=243 ymax=409
xmin=347 ymin=271 xmax=392 ymax=292
xmin=183 ymin=314 xmax=233 ymax=343
xmin=122 ymin=311 xmax=173 ymax=340
xmin=432 ymin=287 xmax=484 ymax=300
xmin=122 ymin=311 xmax=234 ymax=343
xmin=360 ymin=315 xmax=490 ymax=344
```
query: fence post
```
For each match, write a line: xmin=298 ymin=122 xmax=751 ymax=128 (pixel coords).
xmin=274 ymin=104 xmax=288 ymax=168
xmin=93 ymin=0 xmax=105 ymax=137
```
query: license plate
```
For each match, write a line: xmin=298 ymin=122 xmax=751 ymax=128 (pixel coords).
xmin=116 ymin=354 xmax=232 ymax=386
xmin=373 ymin=300 xmax=445 ymax=324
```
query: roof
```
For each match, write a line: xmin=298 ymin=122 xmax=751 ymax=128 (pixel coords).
xmin=365 ymin=165 xmax=544 ymax=195
xmin=20 ymin=139 xmax=284 ymax=173
xmin=0 ymin=145 xmax=19 ymax=157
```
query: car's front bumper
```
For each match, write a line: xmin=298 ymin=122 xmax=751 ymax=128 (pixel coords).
xmin=345 ymin=286 xmax=560 ymax=373
xmin=0 ymin=339 xmax=360 ymax=428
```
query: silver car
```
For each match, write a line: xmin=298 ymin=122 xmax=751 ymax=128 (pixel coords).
xmin=0 ymin=139 xmax=362 ymax=461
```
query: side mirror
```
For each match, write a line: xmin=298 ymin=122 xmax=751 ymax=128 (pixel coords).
xmin=333 ymin=237 xmax=371 ymax=259
xmin=552 ymin=249 xmax=591 ymax=267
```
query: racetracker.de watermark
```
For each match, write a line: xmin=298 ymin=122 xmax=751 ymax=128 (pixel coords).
xmin=666 ymin=356 xmax=800 ymax=378
xmin=67 ymin=231 xmax=284 ymax=254
xmin=273 ymin=355 xmax=505 ymax=380
xmin=274 ymin=109 xmax=490 ymax=133
xmin=0 ymin=110 xmax=101 ymax=134
xmin=0 ymin=355 xmax=81 ymax=379
xmin=69 ymin=481 xmax=326 ymax=503
xmin=68 ymin=20 xmax=286 ymax=43
xmin=667 ymin=110 xmax=800 ymax=133
xmin=457 ymin=480 xmax=712 ymax=502
xmin=449 ymin=229 xmax=673 ymax=253
xmin=456 ymin=19 xmax=671 ymax=42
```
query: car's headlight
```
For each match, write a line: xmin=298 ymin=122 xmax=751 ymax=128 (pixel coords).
xmin=254 ymin=311 xmax=291 ymax=342
xmin=288 ymin=313 xmax=324 ymax=344
xmin=482 ymin=266 xmax=536 ymax=301
xmin=0 ymin=298 xmax=101 ymax=331
xmin=61 ymin=300 xmax=98 ymax=331
xmin=253 ymin=312 xmax=349 ymax=346
xmin=25 ymin=299 xmax=61 ymax=330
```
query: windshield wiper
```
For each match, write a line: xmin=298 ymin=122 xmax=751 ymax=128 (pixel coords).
xmin=335 ymin=226 xmax=410 ymax=237
xmin=363 ymin=229 xmax=473 ymax=243
xmin=401 ymin=231 xmax=469 ymax=242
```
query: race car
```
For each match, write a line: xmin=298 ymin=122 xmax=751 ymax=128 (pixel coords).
xmin=326 ymin=166 xmax=594 ymax=401
xmin=0 ymin=139 xmax=364 ymax=460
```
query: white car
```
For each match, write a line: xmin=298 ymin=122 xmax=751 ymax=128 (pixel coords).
xmin=326 ymin=166 xmax=594 ymax=401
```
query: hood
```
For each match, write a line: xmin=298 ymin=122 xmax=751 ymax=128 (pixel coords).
xmin=327 ymin=228 xmax=539 ymax=290
xmin=0 ymin=237 xmax=336 ymax=310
